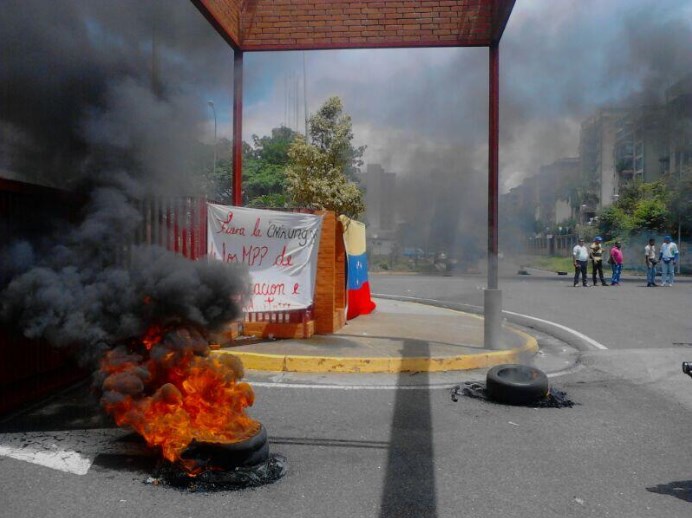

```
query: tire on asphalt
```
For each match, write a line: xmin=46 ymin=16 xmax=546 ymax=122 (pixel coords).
xmin=182 ymin=423 xmax=270 ymax=469
xmin=485 ymin=364 xmax=549 ymax=405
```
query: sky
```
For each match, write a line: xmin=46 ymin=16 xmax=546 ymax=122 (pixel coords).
xmin=1 ymin=0 xmax=691 ymax=194
xmin=238 ymin=0 xmax=692 ymax=191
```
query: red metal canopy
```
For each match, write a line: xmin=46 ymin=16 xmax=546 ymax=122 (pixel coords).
xmin=193 ymin=0 xmax=515 ymax=51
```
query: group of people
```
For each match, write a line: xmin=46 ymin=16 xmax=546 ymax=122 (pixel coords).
xmin=572 ymin=236 xmax=679 ymax=287
xmin=644 ymin=236 xmax=680 ymax=287
xmin=572 ymin=236 xmax=620 ymax=287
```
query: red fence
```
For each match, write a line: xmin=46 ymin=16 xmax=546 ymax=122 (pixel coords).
xmin=0 ymin=179 xmax=86 ymax=415
xmin=133 ymin=199 xmax=313 ymax=329
xmin=134 ymin=196 xmax=207 ymax=260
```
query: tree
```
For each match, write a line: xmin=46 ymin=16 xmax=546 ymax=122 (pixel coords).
xmin=597 ymin=205 xmax=630 ymax=240
xmin=243 ymin=126 xmax=297 ymax=207
xmin=666 ymin=165 xmax=692 ymax=239
xmin=284 ymin=97 xmax=365 ymax=218
xmin=596 ymin=178 xmax=674 ymax=239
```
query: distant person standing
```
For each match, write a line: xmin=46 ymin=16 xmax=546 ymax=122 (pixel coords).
xmin=644 ymin=238 xmax=658 ymax=287
xmin=609 ymin=241 xmax=624 ymax=285
xmin=659 ymin=235 xmax=679 ymax=286
xmin=589 ymin=236 xmax=608 ymax=286
xmin=573 ymin=238 xmax=589 ymax=287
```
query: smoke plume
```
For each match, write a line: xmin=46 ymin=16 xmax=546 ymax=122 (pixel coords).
xmin=0 ymin=1 xmax=249 ymax=369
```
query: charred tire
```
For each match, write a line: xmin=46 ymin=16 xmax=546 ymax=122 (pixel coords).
xmin=182 ymin=423 xmax=269 ymax=469
xmin=485 ymin=364 xmax=549 ymax=405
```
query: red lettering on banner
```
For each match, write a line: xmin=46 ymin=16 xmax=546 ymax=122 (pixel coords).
xmin=292 ymin=283 xmax=300 ymax=294
xmin=252 ymin=218 xmax=262 ymax=237
xmin=273 ymin=245 xmax=294 ymax=267
xmin=217 ymin=211 xmax=246 ymax=236
xmin=242 ymin=245 xmax=268 ymax=266
xmin=252 ymin=282 xmax=286 ymax=296
xmin=221 ymin=242 xmax=239 ymax=263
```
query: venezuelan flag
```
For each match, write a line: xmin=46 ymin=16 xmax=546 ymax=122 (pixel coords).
xmin=339 ymin=216 xmax=376 ymax=320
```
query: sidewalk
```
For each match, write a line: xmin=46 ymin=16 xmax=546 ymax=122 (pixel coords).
xmin=216 ymin=298 xmax=538 ymax=373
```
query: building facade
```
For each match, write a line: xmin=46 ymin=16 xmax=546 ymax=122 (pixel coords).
xmin=579 ymin=108 xmax=625 ymax=210
xmin=360 ymin=163 xmax=397 ymax=256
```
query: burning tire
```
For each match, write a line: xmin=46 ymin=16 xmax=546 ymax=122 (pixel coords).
xmin=485 ymin=364 xmax=549 ymax=405
xmin=181 ymin=423 xmax=269 ymax=470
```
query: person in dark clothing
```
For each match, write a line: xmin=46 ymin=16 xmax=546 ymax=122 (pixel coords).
xmin=589 ymin=236 xmax=608 ymax=286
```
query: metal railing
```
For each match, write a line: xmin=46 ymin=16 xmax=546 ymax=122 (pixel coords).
xmin=133 ymin=196 xmax=207 ymax=260
xmin=527 ymin=234 xmax=578 ymax=257
xmin=134 ymin=198 xmax=314 ymax=327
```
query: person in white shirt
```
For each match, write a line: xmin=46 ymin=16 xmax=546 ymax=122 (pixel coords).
xmin=644 ymin=238 xmax=658 ymax=287
xmin=658 ymin=235 xmax=679 ymax=286
xmin=573 ymin=238 xmax=589 ymax=287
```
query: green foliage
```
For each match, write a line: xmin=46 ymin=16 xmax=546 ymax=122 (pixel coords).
xmin=631 ymin=197 xmax=669 ymax=231
xmin=665 ymin=166 xmax=692 ymax=236
xmin=596 ymin=178 xmax=677 ymax=238
xmin=308 ymin=96 xmax=366 ymax=181
xmin=249 ymin=126 xmax=297 ymax=164
xmin=246 ymin=193 xmax=288 ymax=209
xmin=242 ymin=126 xmax=298 ymax=206
xmin=598 ymin=205 xmax=631 ymax=240
xmin=243 ymin=161 xmax=286 ymax=200
xmin=284 ymin=97 xmax=366 ymax=218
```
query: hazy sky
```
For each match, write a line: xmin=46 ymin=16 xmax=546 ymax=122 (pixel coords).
xmin=1 ymin=0 xmax=691 ymax=193
xmin=236 ymin=0 xmax=692 ymax=191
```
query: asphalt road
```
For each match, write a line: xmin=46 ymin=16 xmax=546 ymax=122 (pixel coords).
xmin=371 ymin=267 xmax=692 ymax=351
xmin=1 ymin=269 xmax=691 ymax=518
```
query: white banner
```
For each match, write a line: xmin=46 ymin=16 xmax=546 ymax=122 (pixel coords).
xmin=207 ymin=204 xmax=323 ymax=312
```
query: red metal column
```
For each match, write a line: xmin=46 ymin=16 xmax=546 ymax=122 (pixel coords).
xmin=232 ymin=50 xmax=244 ymax=206
xmin=488 ymin=43 xmax=500 ymax=290
xmin=484 ymin=42 xmax=503 ymax=350
xmin=199 ymin=197 xmax=208 ymax=258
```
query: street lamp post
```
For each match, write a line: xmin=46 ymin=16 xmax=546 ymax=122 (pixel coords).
xmin=208 ymin=100 xmax=217 ymax=177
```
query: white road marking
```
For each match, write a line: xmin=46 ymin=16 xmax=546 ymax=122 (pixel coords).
xmin=0 ymin=428 xmax=149 ymax=475
xmin=374 ymin=294 xmax=609 ymax=350
xmin=502 ymin=310 xmax=609 ymax=350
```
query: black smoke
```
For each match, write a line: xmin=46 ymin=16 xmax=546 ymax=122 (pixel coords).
xmin=0 ymin=0 xmax=232 ymax=189
xmin=0 ymin=0 xmax=249 ymax=368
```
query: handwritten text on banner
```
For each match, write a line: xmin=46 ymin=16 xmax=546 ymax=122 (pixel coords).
xmin=207 ymin=204 xmax=323 ymax=312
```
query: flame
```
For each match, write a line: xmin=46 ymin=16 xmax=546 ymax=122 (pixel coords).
xmin=99 ymin=325 xmax=260 ymax=472
xmin=141 ymin=324 xmax=163 ymax=350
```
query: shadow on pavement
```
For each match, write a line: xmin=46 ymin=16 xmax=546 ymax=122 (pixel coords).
xmin=0 ymin=380 xmax=111 ymax=433
xmin=379 ymin=338 xmax=437 ymax=518
xmin=646 ymin=480 xmax=692 ymax=503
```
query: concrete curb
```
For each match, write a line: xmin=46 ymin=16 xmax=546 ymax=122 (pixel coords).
xmin=215 ymin=302 xmax=539 ymax=374
xmin=372 ymin=294 xmax=605 ymax=352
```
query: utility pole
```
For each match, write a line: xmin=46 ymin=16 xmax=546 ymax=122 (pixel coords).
xmin=303 ymin=52 xmax=309 ymax=138
xmin=208 ymin=100 xmax=217 ymax=178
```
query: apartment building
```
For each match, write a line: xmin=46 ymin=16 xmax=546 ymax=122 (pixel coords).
xmin=360 ymin=163 xmax=397 ymax=255
xmin=579 ymin=108 xmax=625 ymax=210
